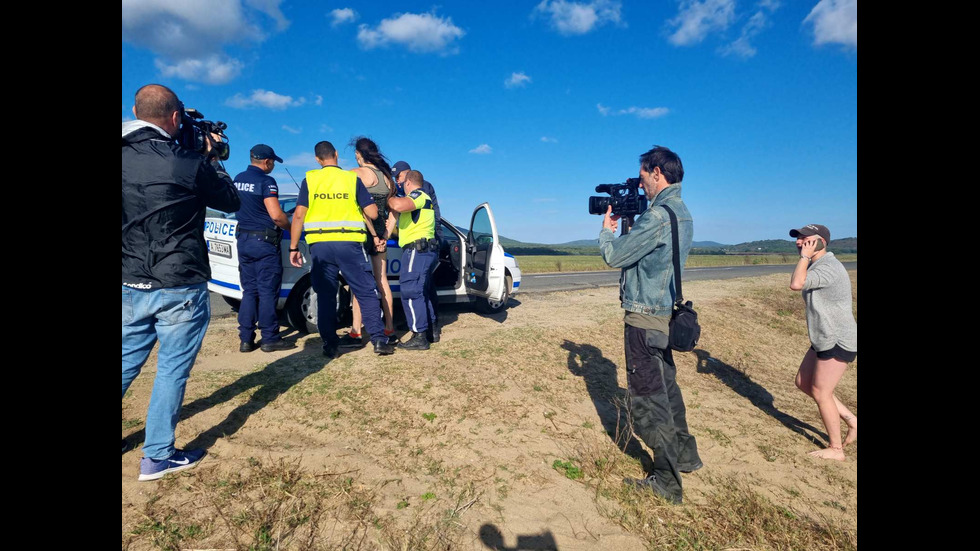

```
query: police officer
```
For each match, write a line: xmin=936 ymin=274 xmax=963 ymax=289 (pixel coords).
xmin=388 ymin=169 xmax=437 ymax=350
xmin=288 ymin=141 xmax=395 ymax=357
xmin=234 ymin=144 xmax=296 ymax=353
xmin=391 ymin=161 xmax=442 ymax=343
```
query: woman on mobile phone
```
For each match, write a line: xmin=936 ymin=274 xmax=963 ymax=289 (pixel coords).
xmin=789 ymin=224 xmax=858 ymax=460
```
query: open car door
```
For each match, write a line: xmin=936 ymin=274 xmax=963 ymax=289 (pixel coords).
xmin=464 ymin=203 xmax=506 ymax=301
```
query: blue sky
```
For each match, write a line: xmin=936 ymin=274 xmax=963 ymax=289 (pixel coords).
xmin=122 ymin=0 xmax=857 ymax=245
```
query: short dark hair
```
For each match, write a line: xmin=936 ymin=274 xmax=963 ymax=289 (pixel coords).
xmin=405 ymin=170 xmax=423 ymax=186
xmin=639 ymin=145 xmax=684 ymax=185
xmin=134 ymin=84 xmax=181 ymax=123
xmin=315 ymin=141 xmax=337 ymax=160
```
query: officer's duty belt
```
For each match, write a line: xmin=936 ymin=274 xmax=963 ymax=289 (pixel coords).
xmin=406 ymin=238 xmax=439 ymax=252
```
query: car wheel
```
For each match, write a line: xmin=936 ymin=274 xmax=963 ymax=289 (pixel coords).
xmin=285 ymin=275 xmax=353 ymax=333
xmin=476 ymin=274 xmax=511 ymax=314
xmin=222 ymin=296 xmax=242 ymax=310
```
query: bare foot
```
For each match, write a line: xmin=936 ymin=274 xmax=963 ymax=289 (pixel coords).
xmin=843 ymin=416 xmax=857 ymax=446
xmin=808 ymin=447 xmax=845 ymax=461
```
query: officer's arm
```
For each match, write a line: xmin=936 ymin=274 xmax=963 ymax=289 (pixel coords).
xmin=388 ymin=195 xmax=417 ymax=213
xmin=362 ymin=203 xmax=379 ymax=221
xmin=289 ymin=205 xmax=307 ymax=252
xmin=264 ymin=197 xmax=290 ymax=230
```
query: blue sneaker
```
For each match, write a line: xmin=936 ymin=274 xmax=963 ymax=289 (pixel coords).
xmin=138 ymin=448 xmax=206 ymax=481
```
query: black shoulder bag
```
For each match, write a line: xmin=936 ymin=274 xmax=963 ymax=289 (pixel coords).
xmin=662 ymin=205 xmax=701 ymax=352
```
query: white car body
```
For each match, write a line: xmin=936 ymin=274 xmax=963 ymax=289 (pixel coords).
xmin=204 ymin=196 xmax=521 ymax=332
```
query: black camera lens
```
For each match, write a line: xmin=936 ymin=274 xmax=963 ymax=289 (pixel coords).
xmin=588 ymin=196 xmax=612 ymax=215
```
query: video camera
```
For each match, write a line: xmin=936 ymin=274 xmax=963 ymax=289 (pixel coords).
xmin=178 ymin=107 xmax=230 ymax=161
xmin=588 ymin=177 xmax=647 ymax=217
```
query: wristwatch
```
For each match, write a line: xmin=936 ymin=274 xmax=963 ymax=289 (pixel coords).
xmin=289 ymin=247 xmax=300 ymax=252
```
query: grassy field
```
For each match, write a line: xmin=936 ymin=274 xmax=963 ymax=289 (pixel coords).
xmin=514 ymin=253 xmax=858 ymax=274
xmin=123 ymin=272 xmax=858 ymax=550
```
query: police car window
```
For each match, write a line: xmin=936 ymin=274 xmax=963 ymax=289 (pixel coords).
xmin=470 ymin=208 xmax=493 ymax=245
xmin=279 ymin=197 xmax=298 ymax=213
xmin=206 ymin=208 xmax=236 ymax=220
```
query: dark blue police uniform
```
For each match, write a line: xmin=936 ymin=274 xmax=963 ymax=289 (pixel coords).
xmin=233 ymin=164 xmax=284 ymax=345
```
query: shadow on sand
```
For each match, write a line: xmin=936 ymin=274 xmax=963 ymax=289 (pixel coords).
xmin=692 ymin=348 xmax=828 ymax=446
xmin=561 ymin=340 xmax=654 ymax=473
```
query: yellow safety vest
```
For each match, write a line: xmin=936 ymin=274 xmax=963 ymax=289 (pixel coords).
xmin=397 ymin=189 xmax=435 ymax=247
xmin=303 ymin=167 xmax=367 ymax=244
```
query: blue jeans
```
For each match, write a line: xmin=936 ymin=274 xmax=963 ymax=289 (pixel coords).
xmin=122 ymin=282 xmax=210 ymax=460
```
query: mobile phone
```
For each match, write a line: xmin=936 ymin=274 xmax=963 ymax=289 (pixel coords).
xmin=813 ymin=238 xmax=826 ymax=251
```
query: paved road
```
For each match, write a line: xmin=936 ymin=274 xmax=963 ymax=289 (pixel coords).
xmin=210 ymin=262 xmax=855 ymax=317
xmin=517 ymin=261 xmax=857 ymax=294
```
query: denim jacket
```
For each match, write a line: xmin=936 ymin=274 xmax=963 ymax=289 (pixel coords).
xmin=598 ymin=184 xmax=693 ymax=317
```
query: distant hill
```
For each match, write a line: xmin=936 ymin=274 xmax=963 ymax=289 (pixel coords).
xmin=461 ymin=227 xmax=855 ymax=255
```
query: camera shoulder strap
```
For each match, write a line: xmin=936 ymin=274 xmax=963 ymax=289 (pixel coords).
xmin=661 ymin=204 xmax=683 ymax=303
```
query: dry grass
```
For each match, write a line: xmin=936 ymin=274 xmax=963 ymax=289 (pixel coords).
xmin=123 ymin=271 xmax=857 ymax=550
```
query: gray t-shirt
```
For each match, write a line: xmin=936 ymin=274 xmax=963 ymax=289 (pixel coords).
xmin=801 ymin=252 xmax=857 ymax=352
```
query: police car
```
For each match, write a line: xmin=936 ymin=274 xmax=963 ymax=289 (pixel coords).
xmin=204 ymin=195 xmax=521 ymax=332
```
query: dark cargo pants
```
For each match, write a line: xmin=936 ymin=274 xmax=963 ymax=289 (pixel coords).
xmin=624 ymin=325 xmax=702 ymax=503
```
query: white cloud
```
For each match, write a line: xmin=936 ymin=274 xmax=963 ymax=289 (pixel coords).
xmin=720 ymin=1 xmax=780 ymax=59
xmin=122 ymin=0 xmax=288 ymax=84
xmin=225 ymin=89 xmax=307 ymax=110
xmin=282 ymin=125 xmax=302 ymax=134
xmin=155 ymin=55 xmax=244 ymax=85
xmin=319 ymin=124 xmax=334 ymax=133
xmin=357 ymin=12 xmax=465 ymax=54
xmin=804 ymin=0 xmax=856 ymax=50
xmin=598 ymin=104 xmax=670 ymax=119
xmin=505 ymin=72 xmax=532 ymax=88
xmin=469 ymin=144 xmax=493 ymax=154
xmin=533 ymin=0 xmax=623 ymax=35
xmin=541 ymin=136 xmax=558 ymax=143
xmin=666 ymin=0 xmax=735 ymax=46
xmin=314 ymin=95 xmax=323 ymax=106
xmin=246 ymin=0 xmax=289 ymax=31
xmin=329 ymin=8 xmax=358 ymax=27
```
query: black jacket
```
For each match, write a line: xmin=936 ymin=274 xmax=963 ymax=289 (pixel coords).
xmin=122 ymin=121 xmax=240 ymax=289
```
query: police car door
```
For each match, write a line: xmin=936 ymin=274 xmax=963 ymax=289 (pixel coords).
xmin=464 ymin=203 xmax=505 ymax=301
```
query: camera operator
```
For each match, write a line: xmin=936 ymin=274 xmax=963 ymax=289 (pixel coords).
xmin=598 ymin=145 xmax=702 ymax=504
xmin=232 ymin=144 xmax=295 ymax=354
xmin=122 ymin=84 xmax=240 ymax=481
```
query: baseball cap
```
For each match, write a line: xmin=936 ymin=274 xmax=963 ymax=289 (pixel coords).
xmin=250 ymin=144 xmax=283 ymax=163
xmin=789 ymin=224 xmax=830 ymax=244
xmin=391 ymin=160 xmax=411 ymax=180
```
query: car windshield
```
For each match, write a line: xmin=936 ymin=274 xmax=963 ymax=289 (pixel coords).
xmin=207 ymin=196 xmax=298 ymax=220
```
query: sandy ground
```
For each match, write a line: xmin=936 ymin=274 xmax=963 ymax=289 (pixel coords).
xmin=122 ymin=272 xmax=857 ymax=550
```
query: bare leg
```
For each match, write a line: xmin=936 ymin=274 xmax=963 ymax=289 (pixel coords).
xmin=837 ymin=396 xmax=857 ymax=446
xmin=808 ymin=356 xmax=848 ymax=460
xmin=350 ymin=296 xmax=363 ymax=335
xmin=371 ymin=253 xmax=395 ymax=334
xmin=797 ymin=349 xmax=857 ymax=446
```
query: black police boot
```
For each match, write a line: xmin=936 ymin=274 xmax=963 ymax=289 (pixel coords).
xmin=261 ymin=339 xmax=297 ymax=353
xmin=398 ymin=332 xmax=430 ymax=350
xmin=623 ymin=475 xmax=682 ymax=504
xmin=373 ymin=339 xmax=395 ymax=355
xmin=323 ymin=344 xmax=338 ymax=359
xmin=426 ymin=326 xmax=441 ymax=343
xmin=240 ymin=339 xmax=257 ymax=353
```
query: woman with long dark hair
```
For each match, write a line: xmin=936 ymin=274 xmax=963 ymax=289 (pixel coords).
xmin=339 ymin=137 xmax=397 ymax=346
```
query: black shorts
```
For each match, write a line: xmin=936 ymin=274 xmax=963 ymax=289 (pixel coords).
xmin=812 ymin=344 xmax=857 ymax=363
